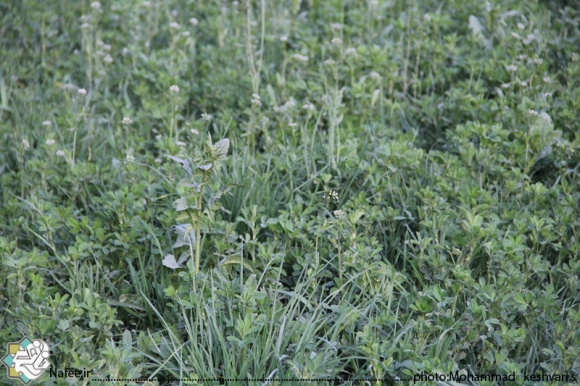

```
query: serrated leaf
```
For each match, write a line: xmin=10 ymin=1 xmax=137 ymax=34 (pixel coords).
xmin=208 ymin=183 xmax=244 ymax=209
xmin=214 ymin=138 xmax=230 ymax=156
xmin=166 ymin=155 xmax=192 ymax=176
xmin=173 ymin=197 xmax=188 ymax=211
xmin=162 ymin=254 xmax=180 ymax=270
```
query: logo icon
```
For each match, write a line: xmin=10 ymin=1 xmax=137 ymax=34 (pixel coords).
xmin=2 ymin=336 xmax=50 ymax=384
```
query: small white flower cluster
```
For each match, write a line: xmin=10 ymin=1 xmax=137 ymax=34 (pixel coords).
xmin=516 ymin=54 xmax=528 ymax=61
xmin=506 ymin=64 xmax=518 ymax=72
xmin=42 ymin=120 xmax=51 ymax=126
xmin=331 ymin=23 xmax=343 ymax=30
xmin=126 ymin=154 xmax=135 ymax=162
xmin=201 ymin=112 xmax=212 ymax=122
xmin=333 ymin=209 xmax=345 ymax=219
xmin=344 ymin=47 xmax=357 ymax=57
xmin=21 ymin=139 xmax=30 ymax=151
xmin=520 ymin=81 xmax=527 ymax=87
xmin=190 ymin=18 xmax=199 ymax=26
xmin=280 ymin=35 xmax=288 ymax=42
xmin=331 ymin=37 xmax=342 ymax=46
xmin=571 ymin=53 xmax=579 ymax=62
xmin=91 ymin=1 xmax=101 ymax=10
xmin=522 ymin=33 xmax=536 ymax=45
xmin=528 ymin=109 xmax=539 ymax=116
xmin=324 ymin=190 xmax=339 ymax=203
xmin=103 ymin=54 xmax=113 ymax=63
xmin=543 ymin=76 xmax=551 ymax=83
xmin=56 ymin=150 xmax=66 ymax=157
xmin=302 ymin=102 xmax=315 ymax=111
xmin=423 ymin=14 xmax=431 ymax=22
xmin=511 ymin=32 xmax=520 ymax=39
xmin=122 ymin=116 xmax=132 ymax=125
xmin=273 ymin=99 xmax=296 ymax=113
xmin=369 ymin=71 xmax=381 ymax=80
xmin=517 ymin=23 xmax=525 ymax=30
xmin=170 ymin=84 xmax=180 ymax=93
xmin=251 ymin=93 xmax=261 ymax=107
xmin=501 ymin=83 xmax=511 ymax=89
xmin=292 ymin=53 xmax=309 ymax=62
xmin=155 ymin=134 xmax=162 ymax=141
xmin=78 ymin=88 xmax=87 ymax=96
xmin=190 ymin=128 xmax=199 ymax=135
xmin=45 ymin=139 xmax=56 ymax=146
xmin=169 ymin=22 xmax=180 ymax=29
xmin=97 ymin=40 xmax=112 ymax=52
xmin=176 ymin=141 xmax=186 ymax=147
xmin=288 ymin=122 xmax=297 ymax=127
xmin=182 ymin=31 xmax=190 ymax=37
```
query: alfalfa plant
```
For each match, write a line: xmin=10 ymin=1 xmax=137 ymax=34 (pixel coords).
xmin=166 ymin=135 xmax=241 ymax=275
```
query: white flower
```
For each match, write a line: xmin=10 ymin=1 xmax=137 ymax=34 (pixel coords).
xmin=506 ymin=64 xmax=518 ymax=72
xmin=501 ymin=83 xmax=511 ymax=89
xmin=77 ymin=88 xmax=87 ymax=96
xmin=170 ymin=84 xmax=180 ymax=93
xmin=45 ymin=139 xmax=56 ymax=146
xmin=81 ymin=23 xmax=90 ymax=29
xmin=103 ymin=54 xmax=113 ymax=63
xmin=155 ymin=134 xmax=162 ymax=141
xmin=56 ymin=150 xmax=66 ymax=157
xmin=333 ymin=209 xmax=345 ymax=219
xmin=369 ymin=71 xmax=381 ymax=80
xmin=330 ymin=23 xmax=343 ymax=30
xmin=324 ymin=190 xmax=339 ymax=202
xmin=11 ymin=75 xmax=18 ymax=82
xmin=331 ymin=37 xmax=342 ymax=46
xmin=280 ymin=35 xmax=288 ymax=42
xmin=511 ymin=32 xmax=520 ymax=39
xmin=122 ymin=116 xmax=132 ymax=125
xmin=526 ymin=33 xmax=536 ymax=41
xmin=528 ymin=109 xmax=538 ymax=116
xmin=533 ymin=58 xmax=543 ymax=64
xmin=103 ymin=44 xmax=112 ymax=51
xmin=516 ymin=54 xmax=528 ymax=60
xmin=90 ymin=1 xmax=101 ymax=10
xmin=190 ymin=18 xmax=199 ymax=26
xmin=571 ymin=53 xmax=579 ymax=62
xmin=288 ymin=122 xmax=297 ymax=127
xmin=126 ymin=154 xmax=135 ymax=162
xmin=423 ymin=14 xmax=431 ymax=22
xmin=73 ymin=49 xmax=79 ymax=54
xmin=201 ymin=112 xmax=212 ymax=121
xmin=155 ymin=157 xmax=162 ymax=163
xmin=517 ymin=23 xmax=525 ymax=30
xmin=169 ymin=22 xmax=180 ymax=29
xmin=122 ymin=47 xmax=130 ymax=55
xmin=302 ymin=102 xmax=315 ymax=111
xmin=190 ymin=128 xmax=199 ymax=135
xmin=182 ymin=31 xmax=190 ymax=37
xmin=80 ymin=14 xmax=90 ymax=22
xmin=344 ymin=47 xmax=357 ymax=56
xmin=292 ymin=53 xmax=308 ymax=62
xmin=96 ymin=50 xmax=105 ymax=56
xmin=520 ymin=81 xmax=527 ymax=87
xmin=543 ymin=76 xmax=551 ymax=83
xmin=176 ymin=141 xmax=186 ymax=147
xmin=251 ymin=93 xmax=261 ymax=107
xmin=21 ymin=139 xmax=30 ymax=150
xmin=42 ymin=120 xmax=51 ymax=126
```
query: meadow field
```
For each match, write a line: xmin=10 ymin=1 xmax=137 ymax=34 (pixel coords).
xmin=1 ymin=0 xmax=579 ymax=385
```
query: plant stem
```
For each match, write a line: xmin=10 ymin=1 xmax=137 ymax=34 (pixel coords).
xmin=195 ymin=181 xmax=205 ymax=274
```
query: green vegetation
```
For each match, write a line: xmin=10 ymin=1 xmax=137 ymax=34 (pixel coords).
xmin=1 ymin=0 xmax=579 ymax=385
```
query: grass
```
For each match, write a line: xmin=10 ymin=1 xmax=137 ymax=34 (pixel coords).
xmin=1 ymin=0 xmax=579 ymax=385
